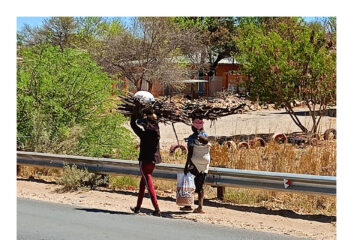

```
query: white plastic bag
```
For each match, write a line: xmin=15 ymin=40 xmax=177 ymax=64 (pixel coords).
xmin=134 ymin=91 xmax=155 ymax=103
xmin=176 ymin=172 xmax=195 ymax=206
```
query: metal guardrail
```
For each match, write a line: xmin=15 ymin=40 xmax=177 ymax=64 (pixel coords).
xmin=17 ymin=151 xmax=336 ymax=195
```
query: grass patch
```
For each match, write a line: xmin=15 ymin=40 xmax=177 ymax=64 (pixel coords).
xmin=225 ymin=188 xmax=272 ymax=205
xmin=109 ymin=176 xmax=139 ymax=190
xmin=223 ymin=187 xmax=336 ymax=216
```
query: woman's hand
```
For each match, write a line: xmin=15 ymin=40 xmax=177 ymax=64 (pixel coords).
xmin=131 ymin=112 xmax=141 ymax=120
xmin=184 ymin=166 xmax=189 ymax=175
xmin=199 ymin=136 xmax=209 ymax=144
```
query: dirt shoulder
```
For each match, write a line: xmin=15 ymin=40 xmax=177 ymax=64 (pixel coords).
xmin=17 ymin=178 xmax=335 ymax=240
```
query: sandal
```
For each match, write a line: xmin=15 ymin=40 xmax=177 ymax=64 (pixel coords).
xmin=180 ymin=206 xmax=193 ymax=211
xmin=152 ymin=209 xmax=161 ymax=217
xmin=193 ymin=208 xmax=205 ymax=214
xmin=130 ymin=206 xmax=140 ymax=214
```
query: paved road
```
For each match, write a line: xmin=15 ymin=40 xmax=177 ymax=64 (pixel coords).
xmin=18 ymin=198 xmax=307 ymax=240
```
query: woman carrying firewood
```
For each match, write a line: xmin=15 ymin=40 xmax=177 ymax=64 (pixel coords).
xmin=182 ymin=118 xmax=211 ymax=213
xmin=130 ymin=109 xmax=162 ymax=217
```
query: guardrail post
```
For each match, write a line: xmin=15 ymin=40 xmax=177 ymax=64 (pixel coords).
xmin=217 ymin=186 xmax=225 ymax=200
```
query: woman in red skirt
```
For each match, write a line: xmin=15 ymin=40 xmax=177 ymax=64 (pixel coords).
xmin=130 ymin=112 xmax=161 ymax=217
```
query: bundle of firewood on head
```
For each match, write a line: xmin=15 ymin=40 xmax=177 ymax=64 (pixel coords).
xmin=118 ymin=91 xmax=190 ymax=124
xmin=117 ymin=91 xmax=247 ymax=125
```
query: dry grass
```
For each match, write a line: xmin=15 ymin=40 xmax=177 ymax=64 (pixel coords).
xmin=160 ymin=140 xmax=336 ymax=216
xmin=17 ymin=166 xmax=63 ymax=181
xmin=210 ymin=140 xmax=336 ymax=216
xmin=210 ymin=140 xmax=336 ymax=176
xmin=223 ymin=188 xmax=336 ymax=216
xmin=17 ymin=140 xmax=336 ymax=216
xmin=160 ymin=150 xmax=187 ymax=164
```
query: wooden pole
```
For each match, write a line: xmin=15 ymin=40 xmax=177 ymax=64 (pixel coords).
xmin=191 ymin=83 xmax=194 ymax=100
xmin=124 ymin=78 xmax=129 ymax=94
xmin=205 ymin=76 xmax=209 ymax=101
xmin=217 ymin=186 xmax=226 ymax=200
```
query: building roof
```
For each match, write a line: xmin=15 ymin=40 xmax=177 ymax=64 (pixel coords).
xmin=175 ymin=79 xmax=209 ymax=83
xmin=218 ymin=57 xmax=238 ymax=64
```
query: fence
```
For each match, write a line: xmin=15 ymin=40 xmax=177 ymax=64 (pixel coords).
xmin=17 ymin=151 xmax=336 ymax=198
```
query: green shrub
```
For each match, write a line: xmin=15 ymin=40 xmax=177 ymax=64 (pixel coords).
xmin=17 ymin=43 xmax=138 ymax=159
xmin=77 ymin=113 xmax=138 ymax=160
xmin=57 ymin=164 xmax=108 ymax=192
xmin=17 ymin=44 xmax=111 ymax=151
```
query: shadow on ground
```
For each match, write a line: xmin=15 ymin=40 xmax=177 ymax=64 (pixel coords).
xmin=17 ymin=177 xmax=57 ymax=185
xmin=75 ymin=206 xmax=189 ymax=219
xmin=18 ymin=177 xmax=336 ymax=223
xmin=75 ymin=208 xmax=133 ymax=215
xmin=204 ymin=198 xmax=336 ymax=223
xmin=94 ymin=187 xmax=336 ymax=223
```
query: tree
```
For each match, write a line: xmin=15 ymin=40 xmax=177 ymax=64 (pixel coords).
xmin=18 ymin=17 xmax=124 ymax=51
xmin=17 ymin=44 xmax=112 ymax=150
xmin=234 ymin=17 xmax=336 ymax=134
xmin=17 ymin=21 xmax=138 ymax=158
xmin=72 ymin=17 xmax=125 ymax=51
xmin=174 ymin=17 xmax=239 ymax=77
xmin=98 ymin=17 xmax=205 ymax=92
xmin=19 ymin=17 xmax=77 ymax=51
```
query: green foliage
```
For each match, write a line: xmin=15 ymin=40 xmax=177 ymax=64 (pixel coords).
xmin=57 ymin=164 xmax=108 ymax=192
xmin=234 ymin=17 xmax=336 ymax=133
xmin=17 ymin=44 xmax=112 ymax=149
xmin=17 ymin=44 xmax=138 ymax=159
xmin=73 ymin=17 xmax=125 ymax=42
xmin=77 ymin=113 xmax=138 ymax=160
xmin=109 ymin=175 xmax=138 ymax=190
xmin=73 ymin=17 xmax=125 ymax=50
xmin=235 ymin=17 xmax=336 ymax=105
xmin=173 ymin=17 xmax=238 ymax=55
xmin=103 ymin=18 xmax=125 ymax=37
xmin=75 ymin=17 xmax=107 ymax=39
xmin=18 ymin=17 xmax=125 ymax=52
xmin=172 ymin=17 xmax=241 ymax=77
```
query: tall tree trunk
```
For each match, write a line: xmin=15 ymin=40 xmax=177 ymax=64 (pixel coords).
xmin=285 ymin=103 xmax=309 ymax=133
xmin=147 ymin=81 xmax=153 ymax=92
xmin=306 ymin=101 xmax=321 ymax=135
xmin=208 ymin=51 xmax=231 ymax=78
xmin=137 ymin=79 xmax=142 ymax=91
xmin=312 ymin=103 xmax=327 ymax=135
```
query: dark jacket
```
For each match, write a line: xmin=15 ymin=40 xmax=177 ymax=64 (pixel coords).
xmin=130 ymin=116 xmax=162 ymax=164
